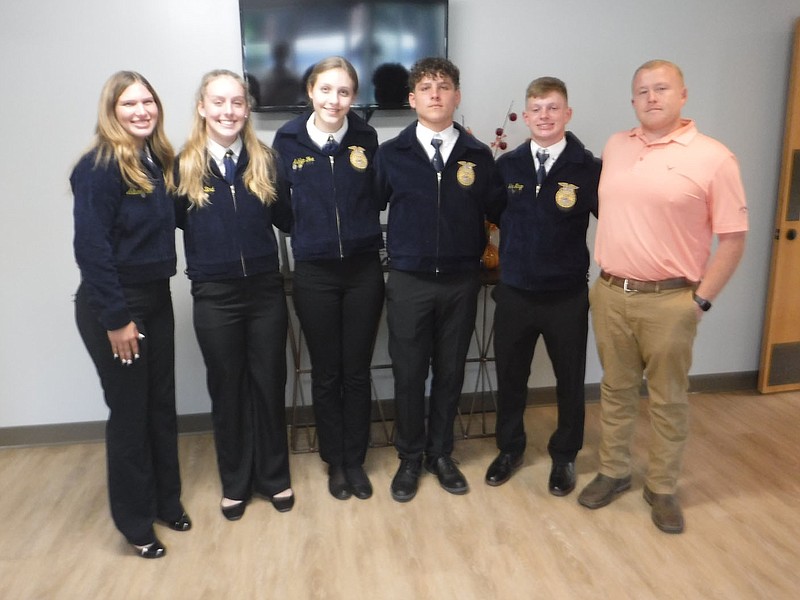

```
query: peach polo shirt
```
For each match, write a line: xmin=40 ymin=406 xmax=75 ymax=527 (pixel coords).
xmin=594 ymin=119 xmax=748 ymax=282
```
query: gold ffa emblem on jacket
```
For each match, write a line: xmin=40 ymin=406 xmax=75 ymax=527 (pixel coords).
xmin=456 ymin=161 xmax=476 ymax=188
xmin=555 ymin=182 xmax=578 ymax=210
xmin=348 ymin=146 xmax=368 ymax=172
xmin=293 ymin=156 xmax=315 ymax=171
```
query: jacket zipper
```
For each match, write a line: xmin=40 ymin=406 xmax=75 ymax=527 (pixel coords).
xmin=330 ymin=155 xmax=344 ymax=259
xmin=435 ymin=171 xmax=442 ymax=274
xmin=230 ymin=182 xmax=247 ymax=276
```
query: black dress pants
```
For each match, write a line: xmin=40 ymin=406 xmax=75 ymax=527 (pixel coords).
xmin=191 ymin=272 xmax=290 ymax=500
xmin=75 ymin=280 xmax=182 ymax=546
xmin=292 ymin=253 xmax=384 ymax=467
xmin=492 ymin=282 xmax=588 ymax=463
xmin=386 ymin=270 xmax=480 ymax=460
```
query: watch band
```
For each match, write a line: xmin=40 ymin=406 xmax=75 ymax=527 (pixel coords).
xmin=693 ymin=293 xmax=712 ymax=311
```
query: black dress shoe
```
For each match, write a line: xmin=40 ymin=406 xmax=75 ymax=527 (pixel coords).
xmin=160 ymin=511 xmax=192 ymax=531
xmin=485 ymin=452 xmax=524 ymax=487
xmin=425 ymin=455 xmax=468 ymax=495
xmin=132 ymin=538 xmax=166 ymax=559
xmin=344 ymin=466 xmax=373 ymax=500
xmin=390 ymin=458 xmax=422 ymax=502
xmin=328 ymin=465 xmax=352 ymax=500
xmin=270 ymin=492 xmax=295 ymax=513
xmin=548 ymin=461 xmax=576 ymax=496
xmin=221 ymin=499 xmax=246 ymax=521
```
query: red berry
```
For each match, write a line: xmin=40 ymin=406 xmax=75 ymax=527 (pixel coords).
xmin=495 ymin=127 xmax=504 ymax=136
xmin=509 ymin=112 xmax=517 ymax=121
xmin=499 ymin=141 xmax=508 ymax=150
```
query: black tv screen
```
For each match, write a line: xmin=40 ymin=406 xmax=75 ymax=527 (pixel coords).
xmin=239 ymin=0 xmax=449 ymax=112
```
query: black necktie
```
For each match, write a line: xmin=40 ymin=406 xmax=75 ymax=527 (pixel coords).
xmin=321 ymin=134 xmax=339 ymax=156
xmin=536 ymin=149 xmax=549 ymax=186
xmin=431 ymin=137 xmax=444 ymax=172
xmin=141 ymin=149 xmax=159 ymax=178
xmin=223 ymin=149 xmax=236 ymax=185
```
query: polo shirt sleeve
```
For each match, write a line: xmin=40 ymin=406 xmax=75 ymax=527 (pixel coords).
xmin=708 ymin=153 xmax=749 ymax=234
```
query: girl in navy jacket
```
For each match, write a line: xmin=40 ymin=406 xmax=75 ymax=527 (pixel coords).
xmin=72 ymin=71 xmax=189 ymax=559
xmin=175 ymin=69 xmax=294 ymax=520
xmin=272 ymin=57 xmax=384 ymax=501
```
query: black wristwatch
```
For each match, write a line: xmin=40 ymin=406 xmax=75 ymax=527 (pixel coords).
xmin=693 ymin=293 xmax=712 ymax=312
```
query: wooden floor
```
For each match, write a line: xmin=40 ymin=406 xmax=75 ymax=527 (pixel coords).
xmin=2 ymin=391 xmax=799 ymax=599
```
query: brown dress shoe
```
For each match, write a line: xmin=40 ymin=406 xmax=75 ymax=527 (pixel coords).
xmin=577 ymin=473 xmax=632 ymax=509
xmin=643 ymin=486 xmax=685 ymax=533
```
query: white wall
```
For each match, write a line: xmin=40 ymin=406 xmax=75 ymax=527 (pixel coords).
xmin=0 ymin=0 xmax=796 ymax=428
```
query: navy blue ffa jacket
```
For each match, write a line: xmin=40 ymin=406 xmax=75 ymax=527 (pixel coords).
xmin=272 ymin=112 xmax=382 ymax=261
xmin=72 ymin=149 xmax=176 ymax=331
xmin=494 ymin=131 xmax=600 ymax=292
xmin=374 ymin=121 xmax=505 ymax=274
xmin=175 ymin=146 xmax=292 ymax=282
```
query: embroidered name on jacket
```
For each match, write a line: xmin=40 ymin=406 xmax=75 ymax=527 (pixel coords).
xmin=126 ymin=187 xmax=147 ymax=197
xmin=507 ymin=183 xmax=524 ymax=194
xmin=292 ymin=156 xmax=315 ymax=171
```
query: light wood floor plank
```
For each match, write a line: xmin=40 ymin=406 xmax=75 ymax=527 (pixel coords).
xmin=1 ymin=391 xmax=798 ymax=599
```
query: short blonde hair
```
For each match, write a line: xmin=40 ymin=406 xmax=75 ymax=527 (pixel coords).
xmin=525 ymin=76 xmax=568 ymax=103
xmin=632 ymin=60 xmax=685 ymax=89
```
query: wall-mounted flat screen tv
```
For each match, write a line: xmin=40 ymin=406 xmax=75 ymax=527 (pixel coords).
xmin=239 ymin=0 xmax=448 ymax=112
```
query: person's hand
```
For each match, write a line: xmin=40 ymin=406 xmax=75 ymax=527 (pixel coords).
xmin=694 ymin=303 xmax=704 ymax=321
xmin=107 ymin=322 xmax=144 ymax=366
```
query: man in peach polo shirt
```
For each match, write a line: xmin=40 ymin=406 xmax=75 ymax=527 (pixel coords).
xmin=577 ymin=60 xmax=748 ymax=533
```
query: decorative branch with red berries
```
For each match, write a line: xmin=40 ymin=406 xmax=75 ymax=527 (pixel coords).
xmin=491 ymin=101 xmax=518 ymax=157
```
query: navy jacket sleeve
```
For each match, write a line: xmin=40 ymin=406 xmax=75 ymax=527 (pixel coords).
xmin=71 ymin=154 xmax=132 ymax=331
xmin=271 ymin=170 xmax=293 ymax=234
xmin=373 ymin=147 xmax=392 ymax=212
xmin=173 ymin=162 xmax=189 ymax=231
xmin=485 ymin=163 xmax=507 ymax=226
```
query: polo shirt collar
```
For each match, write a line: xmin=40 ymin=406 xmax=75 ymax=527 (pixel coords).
xmin=631 ymin=119 xmax=697 ymax=146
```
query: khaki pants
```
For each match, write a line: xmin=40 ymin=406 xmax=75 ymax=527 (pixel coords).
xmin=590 ymin=277 xmax=698 ymax=493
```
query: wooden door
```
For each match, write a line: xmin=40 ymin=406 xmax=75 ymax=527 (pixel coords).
xmin=759 ymin=18 xmax=800 ymax=392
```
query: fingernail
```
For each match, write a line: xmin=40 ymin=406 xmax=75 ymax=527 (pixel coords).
xmin=138 ymin=333 xmax=146 ymax=339
xmin=113 ymin=353 xmax=119 ymax=359
xmin=134 ymin=354 xmax=140 ymax=360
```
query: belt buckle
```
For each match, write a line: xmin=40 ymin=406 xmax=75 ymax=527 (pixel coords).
xmin=623 ymin=278 xmax=636 ymax=293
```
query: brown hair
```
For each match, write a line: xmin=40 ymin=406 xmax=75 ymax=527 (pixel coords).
xmin=92 ymin=70 xmax=175 ymax=192
xmin=408 ymin=57 xmax=460 ymax=91
xmin=306 ymin=56 xmax=359 ymax=95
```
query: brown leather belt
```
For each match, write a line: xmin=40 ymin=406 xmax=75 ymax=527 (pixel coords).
xmin=600 ymin=270 xmax=694 ymax=293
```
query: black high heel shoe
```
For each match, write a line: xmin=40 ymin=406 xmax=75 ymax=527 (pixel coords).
xmin=132 ymin=538 xmax=166 ymax=559
xmin=270 ymin=490 xmax=295 ymax=513
xmin=221 ymin=499 xmax=246 ymax=521
xmin=160 ymin=511 xmax=192 ymax=531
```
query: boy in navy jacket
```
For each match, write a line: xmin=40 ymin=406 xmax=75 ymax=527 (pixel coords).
xmin=375 ymin=57 xmax=504 ymax=502
xmin=485 ymin=77 xmax=600 ymax=496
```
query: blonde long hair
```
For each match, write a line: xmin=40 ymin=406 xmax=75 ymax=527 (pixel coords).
xmin=178 ymin=69 xmax=277 ymax=207
xmin=92 ymin=71 xmax=175 ymax=192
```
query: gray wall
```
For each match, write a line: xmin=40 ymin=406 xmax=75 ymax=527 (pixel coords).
xmin=0 ymin=0 xmax=796 ymax=428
